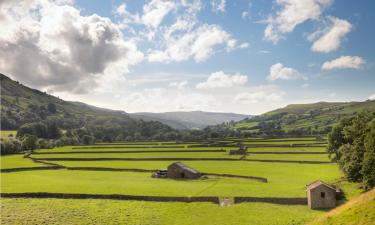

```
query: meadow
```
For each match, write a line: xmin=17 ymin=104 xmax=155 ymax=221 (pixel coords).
xmin=0 ymin=137 xmax=361 ymax=225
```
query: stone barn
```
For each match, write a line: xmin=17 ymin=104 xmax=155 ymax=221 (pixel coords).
xmin=167 ymin=162 xmax=202 ymax=179
xmin=306 ymin=180 xmax=336 ymax=209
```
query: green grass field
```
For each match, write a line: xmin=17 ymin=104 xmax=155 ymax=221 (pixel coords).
xmin=0 ymin=155 xmax=47 ymax=169
xmin=0 ymin=130 xmax=17 ymax=139
xmin=0 ymin=137 xmax=361 ymax=225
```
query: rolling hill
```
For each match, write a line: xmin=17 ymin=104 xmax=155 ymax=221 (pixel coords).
xmin=232 ymin=101 xmax=375 ymax=134
xmin=0 ymin=74 xmax=172 ymax=139
xmin=132 ymin=111 xmax=251 ymax=129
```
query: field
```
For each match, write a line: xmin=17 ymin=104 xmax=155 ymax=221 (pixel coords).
xmin=0 ymin=130 xmax=17 ymax=139
xmin=0 ymin=137 xmax=361 ymax=225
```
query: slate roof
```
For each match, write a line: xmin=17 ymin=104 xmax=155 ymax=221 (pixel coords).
xmin=169 ymin=162 xmax=200 ymax=174
xmin=306 ymin=180 xmax=336 ymax=191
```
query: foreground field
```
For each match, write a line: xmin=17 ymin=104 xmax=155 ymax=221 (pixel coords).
xmin=0 ymin=198 xmax=320 ymax=225
xmin=0 ymin=137 xmax=361 ymax=225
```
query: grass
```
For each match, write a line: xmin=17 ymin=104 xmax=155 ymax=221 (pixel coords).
xmin=36 ymin=146 xmax=236 ymax=152
xmin=0 ymin=138 xmax=365 ymax=225
xmin=0 ymin=155 xmax=46 ymax=169
xmin=0 ymin=198 xmax=321 ymax=225
xmin=31 ymin=152 xmax=241 ymax=159
xmin=246 ymin=153 xmax=330 ymax=162
xmin=1 ymin=161 xmax=343 ymax=197
xmin=307 ymin=188 xmax=375 ymax=225
xmin=0 ymin=130 xmax=17 ymax=139
xmin=248 ymin=146 xmax=327 ymax=152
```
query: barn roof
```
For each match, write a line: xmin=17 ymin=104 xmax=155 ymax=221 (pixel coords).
xmin=169 ymin=162 xmax=200 ymax=174
xmin=306 ymin=180 xmax=336 ymax=191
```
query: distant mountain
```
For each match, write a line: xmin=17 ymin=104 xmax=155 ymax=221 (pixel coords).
xmin=231 ymin=101 xmax=375 ymax=134
xmin=131 ymin=111 xmax=252 ymax=129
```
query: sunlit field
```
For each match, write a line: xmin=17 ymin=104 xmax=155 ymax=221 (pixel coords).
xmin=0 ymin=137 xmax=360 ymax=225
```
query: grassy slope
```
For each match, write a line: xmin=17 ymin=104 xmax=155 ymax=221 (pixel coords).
xmin=234 ymin=101 xmax=375 ymax=133
xmin=307 ymin=188 xmax=375 ymax=225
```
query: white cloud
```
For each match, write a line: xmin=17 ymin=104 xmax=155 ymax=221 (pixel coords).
xmin=234 ymin=85 xmax=286 ymax=103
xmin=264 ymin=0 xmax=333 ymax=43
xmin=211 ymin=0 xmax=226 ymax=13
xmin=196 ymin=71 xmax=248 ymax=89
xmin=242 ymin=11 xmax=249 ymax=19
xmin=310 ymin=16 xmax=352 ymax=53
xmin=321 ymin=56 xmax=365 ymax=70
xmin=169 ymin=80 xmax=188 ymax=90
xmin=148 ymin=24 xmax=239 ymax=63
xmin=142 ymin=0 xmax=176 ymax=29
xmin=0 ymin=0 xmax=143 ymax=94
xmin=369 ymin=94 xmax=375 ymax=101
xmin=259 ymin=50 xmax=271 ymax=54
xmin=267 ymin=63 xmax=306 ymax=81
xmin=239 ymin=43 xmax=250 ymax=49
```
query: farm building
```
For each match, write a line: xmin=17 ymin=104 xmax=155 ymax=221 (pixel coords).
xmin=167 ymin=162 xmax=202 ymax=179
xmin=306 ymin=180 xmax=337 ymax=209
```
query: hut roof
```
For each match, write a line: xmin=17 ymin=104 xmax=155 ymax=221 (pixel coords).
xmin=306 ymin=180 xmax=336 ymax=191
xmin=169 ymin=162 xmax=200 ymax=174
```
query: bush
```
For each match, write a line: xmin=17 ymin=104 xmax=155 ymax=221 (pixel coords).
xmin=0 ymin=139 xmax=22 ymax=154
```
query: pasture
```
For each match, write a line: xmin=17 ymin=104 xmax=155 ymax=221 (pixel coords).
xmin=0 ymin=137 xmax=360 ymax=225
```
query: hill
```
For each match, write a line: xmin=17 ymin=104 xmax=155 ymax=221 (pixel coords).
xmin=307 ymin=187 xmax=375 ymax=225
xmin=231 ymin=101 xmax=375 ymax=134
xmin=131 ymin=111 xmax=251 ymax=129
xmin=0 ymin=74 xmax=173 ymax=141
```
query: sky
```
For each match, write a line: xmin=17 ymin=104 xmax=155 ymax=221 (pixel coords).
xmin=0 ymin=0 xmax=374 ymax=115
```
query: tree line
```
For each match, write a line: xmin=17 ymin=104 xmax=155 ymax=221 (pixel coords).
xmin=327 ymin=111 xmax=375 ymax=190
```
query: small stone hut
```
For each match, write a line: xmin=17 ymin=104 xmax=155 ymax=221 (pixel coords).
xmin=167 ymin=162 xmax=202 ymax=179
xmin=306 ymin=180 xmax=336 ymax=209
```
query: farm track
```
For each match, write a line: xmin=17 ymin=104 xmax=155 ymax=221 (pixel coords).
xmin=0 ymin=192 xmax=307 ymax=205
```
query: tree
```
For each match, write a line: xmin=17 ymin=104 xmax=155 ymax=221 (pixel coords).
xmin=22 ymin=135 xmax=38 ymax=150
xmin=327 ymin=111 xmax=375 ymax=189
xmin=327 ymin=117 xmax=353 ymax=161
xmin=47 ymin=103 xmax=57 ymax=113
xmin=362 ymin=119 xmax=375 ymax=190
xmin=82 ymin=135 xmax=95 ymax=145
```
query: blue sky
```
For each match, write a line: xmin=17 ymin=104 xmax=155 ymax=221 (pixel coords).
xmin=1 ymin=0 xmax=374 ymax=114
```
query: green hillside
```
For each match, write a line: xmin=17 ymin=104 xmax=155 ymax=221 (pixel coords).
xmin=0 ymin=74 xmax=172 ymax=141
xmin=232 ymin=101 xmax=375 ymax=134
xmin=307 ymin=187 xmax=375 ymax=225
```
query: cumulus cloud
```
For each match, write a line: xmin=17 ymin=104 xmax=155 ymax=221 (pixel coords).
xmin=267 ymin=63 xmax=306 ymax=81
xmin=114 ymin=0 xmax=243 ymax=63
xmin=148 ymin=24 xmax=240 ymax=63
xmin=369 ymin=94 xmax=375 ymax=101
xmin=0 ymin=0 xmax=143 ymax=94
xmin=321 ymin=56 xmax=365 ymax=70
xmin=196 ymin=71 xmax=248 ymax=89
xmin=234 ymin=85 xmax=286 ymax=103
xmin=264 ymin=0 xmax=333 ymax=43
xmin=310 ymin=16 xmax=352 ymax=53
xmin=142 ymin=0 xmax=176 ymax=29
xmin=211 ymin=0 xmax=226 ymax=13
